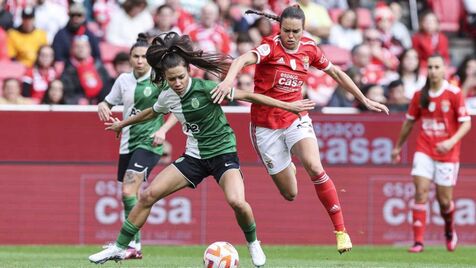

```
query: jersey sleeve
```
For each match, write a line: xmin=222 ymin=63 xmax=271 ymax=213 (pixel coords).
xmin=152 ymin=92 xmax=169 ymax=114
xmin=311 ymin=45 xmax=331 ymax=71
xmin=406 ymin=91 xmax=421 ymax=121
xmin=105 ymin=75 xmax=124 ymax=105
xmin=454 ymin=90 xmax=471 ymax=122
xmin=251 ymin=37 xmax=274 ymax=64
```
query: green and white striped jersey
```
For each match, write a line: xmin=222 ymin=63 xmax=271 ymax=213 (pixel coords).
xmin=153 ymin=78 xmax=236 ymax=159
xmin=105 ymin=70 xmax=164 ymax=155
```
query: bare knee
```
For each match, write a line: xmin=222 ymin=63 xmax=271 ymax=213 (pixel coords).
xmin=414 ymin=189 xmax=429 ymax=203
xmin=438 ymin=198 xmax=452 ymax=211
xmin=303 ymin=162 xmax=324 ymax=178
xmin=228 ymin=197 xmax=248 ymax=212
xmin=138 ymin=189 xmax=157 ymax=208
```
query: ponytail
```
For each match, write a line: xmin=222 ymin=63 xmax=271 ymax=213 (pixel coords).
xmin=245 ymin=9 xmax=280 ymax=23
xmin=245 ymin=5 xmax=305 ymax=27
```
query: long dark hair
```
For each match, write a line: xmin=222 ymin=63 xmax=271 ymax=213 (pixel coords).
xmin=146 ymin=32 xmax=230 ymax=85
xmin=420 ymin=54 xmax=444 ymax=109
xmin=245 ymin=5 xmax=305 ymax=27
xmin=455 ymin=54 xmax=476 ymax=85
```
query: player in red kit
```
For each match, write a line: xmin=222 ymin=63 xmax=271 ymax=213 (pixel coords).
xmin=211 ymin=5 xmax=389 ymax=254
xmin=392 ymin=54 xmax=471 ymax=253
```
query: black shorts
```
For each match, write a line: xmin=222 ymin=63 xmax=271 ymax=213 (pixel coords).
xmin=172 ymin=152 xmax=241 ymax=188
xmin=117 ymin=148 xmax=161 ymax=182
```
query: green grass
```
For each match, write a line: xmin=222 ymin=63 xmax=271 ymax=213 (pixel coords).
xmin=0 ymin=245 xmax=474 ymax=268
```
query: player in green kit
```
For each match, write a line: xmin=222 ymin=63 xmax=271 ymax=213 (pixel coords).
xmin=96 ymin=33 xmax=177 ymax=259
xmin=88 ymin=32 xmax=316 ymax=267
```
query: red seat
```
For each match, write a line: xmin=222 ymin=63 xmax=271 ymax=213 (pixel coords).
xmin=0 ymin=60 xmax=25 ymax=80
xmin=320 ymin=45 xmax=351 ymax=67
xmin=428 ymin=0 xmax=464 ymax=32
xmin=99 ymin=42 xmax=129 ymax=63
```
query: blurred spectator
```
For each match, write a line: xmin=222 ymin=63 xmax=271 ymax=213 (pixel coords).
xmin=110 ymin=51 xmax=132 ymax=83
xmin=241 ymin=0 xmax=274 ymax=31
xmin=146 ymin=4 xmax=181 ymax=38
xmin=233 ymin=73 xmax=255 ymax=106
xmin=184 ymin=2 xmax=231 ymax=54
xmin=348 ymin=43 xmax=385 ymax=85
xmin=386 ymin=79 xmax=409 ymax=112
xmin=92 ymin=0 xmax=117 ymax=37
xmin=464 ymin=0 xmax=476 ymax=29
xmin=397 ymin=48 xmax=426 ymax=100
xmin=327 ymin=67 xmax=361 ymax=107
xmin=61 ymin=35 xmax=111 ymax=104
xmin=0 ymin=26 xmax=8 ymax=61
xmin=41 ymin=79 xmax=65 ymax=104
xmin=165 ymin=0 xmax=195 ymax=33
xmin=303 ymin=68 xmax=338 ymax=108
xmin=106 ymin=0 xmax=153 ymax=47
xmin=248 ymin=17 xmax=274 ymax=46
xmin=0 ymin=77 xmax=34 ymax=104
xmin=52 ymin=3 xmax=101 ymax=63
xmin=328 ymin=9 xmax=362 ymax=50
xmin=298 ymin=0 xmax=333 ymax=42
xmin=234 ymin=32 xmax=255 ymax=75
xmin=411 ymin=10 xmax=450 ymax=68
xmin=0 ymin=0 xmax=14 ymax=30
xmin=6 ymin=7 xmax=47 ymax=67
xmin=451 ymin=55 xmax=476 ymax=98
xmin=357 ymin=83 xmax=387 ymax=111
xmin=374 ymin=4 xmax=406 ymax=57
xmin=314 ymin=0 xmax=348 ymax=9
xmin=34 ymin=0 xmax=68 ymax=42
xmin=362 ymin=28 xmax=399 ymax=71
xmin=389 ymin=2 xmax=412 ymax=48
xmin=22 ymin=45 xmax=58 ymax=102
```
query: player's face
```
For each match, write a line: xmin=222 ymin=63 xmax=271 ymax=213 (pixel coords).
xmin=427 ymin=57 xmax=445 ymax=84
xmin=130 ymin=47 xmax=150 ymax=77
xmin=164 ymin=65 xmax=190 ymax=96
xmin=280 ymin=18 xmax=303 ymax=50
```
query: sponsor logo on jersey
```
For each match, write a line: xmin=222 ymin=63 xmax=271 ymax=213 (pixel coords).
xmin=191 ymin=98 xmax=200 ymax=109
xmin=302 ymin=56 xmax=309 ymax=70
xmin=144 ymin=86 xmax=152 ymax=97
xmin=277 ymin=57 xmax=285 ymax=64
xmin=276 ymin=71 xmax=304 ymax=92
xmin=441 ymin=99 xmax=450 ymax=113
xmin=183 ymin=122 xmax=200 ymax=133
xmin=256 ymin=44 xmax=271 ymax=56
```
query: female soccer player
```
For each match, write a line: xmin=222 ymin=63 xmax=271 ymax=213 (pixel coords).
xmin=211 ymin=6 xmax=389 ymax=254
xmin=96 ymin=33 xmax=178 ymax=259
xmin=392 ymin=54 xmax=471 ymax=253
xmin=89 ymin=32 xmax=316 ymax=266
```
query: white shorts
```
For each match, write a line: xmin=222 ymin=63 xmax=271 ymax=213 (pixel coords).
xmin=411 ymin=152 xmax=459 ymax=187
xmin=250 ymin=115 xmax=316 ymax=175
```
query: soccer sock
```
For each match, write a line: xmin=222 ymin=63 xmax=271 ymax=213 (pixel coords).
xmin=441 ymin=201 xmax=455 ymax=234
xmin=241 ymin=222 xmax=257 ymax=243
xmin=312 ymin=172 xmax=345 ymax=232
xmin=412 ymin=203 xmax=427 ymax=244
xmin=123 ymin=196 xmax=141 ymax=247
xmin=116 ymin=219 xmax=140 ymax=249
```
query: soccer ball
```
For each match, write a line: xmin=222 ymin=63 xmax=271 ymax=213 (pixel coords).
xmin=203 ymin=241 xmax=239 ymax=268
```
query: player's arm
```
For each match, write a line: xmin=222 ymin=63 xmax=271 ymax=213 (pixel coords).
xmin=435 ymin=120 xmax=471 ymax=154
xmin=325 ymin=65 xmax=389 ymax=114
xmin=232 ymin=89 xmax=316 ymax=114
xmin=211 ymin=51 xmax=258 ymax=104
xmin=391 ymin=119 xmax=416 ymax=163
xmin=150 ymin=113 xmax=178 ymax=147
xmin=105 ymin=107 xmax=157 ymax=136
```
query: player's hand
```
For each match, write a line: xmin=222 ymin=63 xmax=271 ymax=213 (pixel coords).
xmin=287 ymin=99 xmax=316 ymax=113
xmin=391 ymin=147 xmax=401 ymax=163
xmin=435 ymin=139 xmax=454 ymax=154
xmin=104 ymin=117 xmax=122 ymax=138
xmin=211 ymin=81 xmax=233 ymax=104
xmin=150 ymin=128 xmax=166 ymax=147
xmin=98 ymin=102 xmax=112 ymax=122
xmin=363 ymin=98 xmax=389 ymax=115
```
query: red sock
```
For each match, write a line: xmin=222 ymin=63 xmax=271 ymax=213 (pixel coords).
xmin=312 ymin=172 xmax=345 ymax=231
xmin=441 ymin=201 xmax=455 ymax=234
xmin=412 ymin=203 xmax=427 ymax=244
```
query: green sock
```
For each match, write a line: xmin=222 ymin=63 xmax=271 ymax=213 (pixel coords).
xmin=116 ymin=219 xmax=140 ymax=249
xmin=241 ymin=222 xmax=257 ymax=243
xmin=123 ymin=196 xmax=141 ymax=245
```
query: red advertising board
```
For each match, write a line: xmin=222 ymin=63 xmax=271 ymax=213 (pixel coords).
xmin=1 ymin=164 xmax=475 ymax=245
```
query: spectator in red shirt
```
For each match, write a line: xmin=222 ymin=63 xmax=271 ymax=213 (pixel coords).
xmin=22 ymin=45 xmax=58 ymax=102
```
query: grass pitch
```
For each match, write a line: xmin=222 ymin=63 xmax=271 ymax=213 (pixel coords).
xmin=0 ymin=245 xmax=474 ymax=268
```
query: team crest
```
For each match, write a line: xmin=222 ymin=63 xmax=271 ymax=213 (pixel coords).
xmin=441 ymin=100 xmax=451 ymax=113
xmin=143 ymin=86 xmax=152 ymax=97
xmin=290 ymin=59 xmax=297 ymax=70
xmin=428 ymin=102 xmax=436 ymax=112
xmin=191 ymin=98 xmax=200 ymax=108
xmin=265 ymin=159 xmax=274 ymax=169
xmin=302 ymin=56 xmax=309 ymax=70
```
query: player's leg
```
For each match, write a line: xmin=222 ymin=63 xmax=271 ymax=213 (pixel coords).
xmin=434 ymin=161 xmax=459 ymax=251
xmin=216 ymin=155 xmax=266 ymax=267
xmin=89 ymin=164 xmax=190 ymax=264
xmin=250 ymin=124 xmax=298 ymax=201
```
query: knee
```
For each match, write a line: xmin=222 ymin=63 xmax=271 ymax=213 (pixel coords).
xmin=414 ymin=189 xmax=429 ymax=203
xmin=438 ymin=199 xmax=452 ymax=211
xmin=122 ymin=187 xmax=136 ymax=197
xmin=281 ymin=190 xmax=297 ymax=201
xmin=138 ymin=189 xmax=156 ymax=208
xmin=303 ymin=162 xmax=324 ymax=178
xmin=228 ymin=197 xmax=248 ymax=212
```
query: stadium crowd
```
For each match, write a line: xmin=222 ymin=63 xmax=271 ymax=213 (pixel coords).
xmin=0 ymin=0 xmax=475 ymax=111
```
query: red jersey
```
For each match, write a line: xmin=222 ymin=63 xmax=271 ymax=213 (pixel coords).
xmin=251 ymin=35 xmax=331 ymax=129
xmin=406 ymin=80 xmax=470 ymax=162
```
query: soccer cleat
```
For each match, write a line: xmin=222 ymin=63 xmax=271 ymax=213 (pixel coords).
xmin=445 ymin=231 xmax=458 ymax=252
xmin=88 ymin=243 xmax=127 ymax=264
xmin=335 ymin=231 xmax=352 ymax=254
xmin=408 ymin=242 xmax=424 ymax=253
xmin=247 ymin=240 xmax=266 ymax=267
xmin=124 ymin=247 xmax=143 ymax=259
